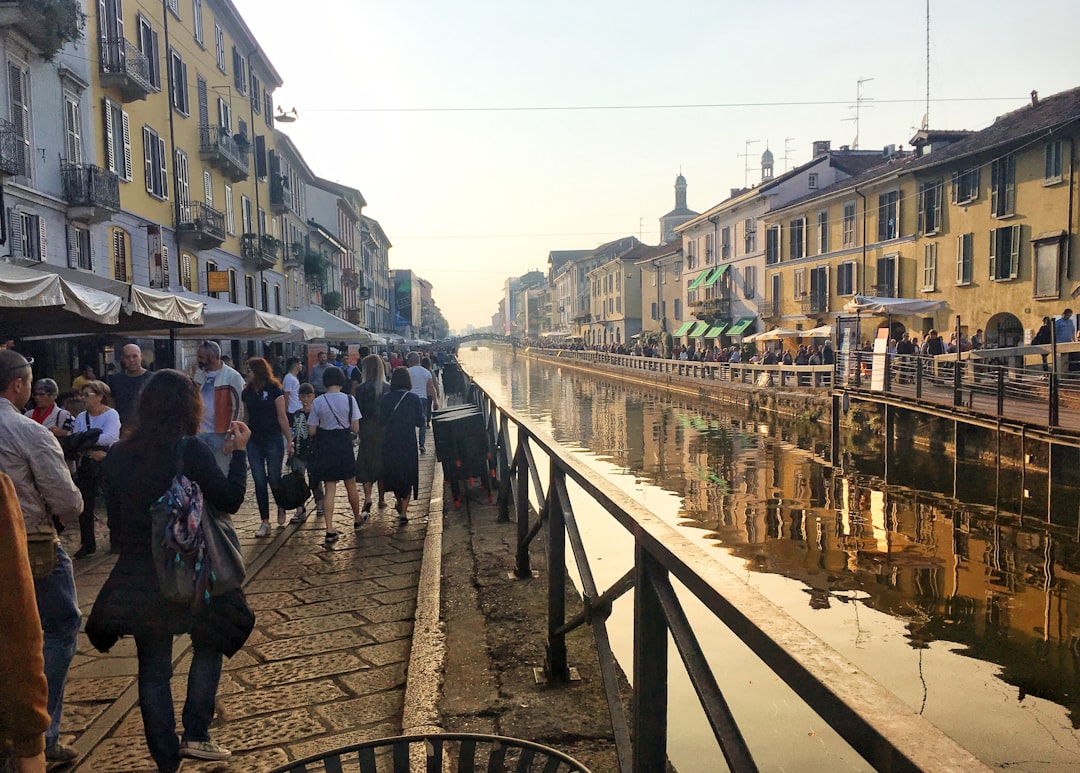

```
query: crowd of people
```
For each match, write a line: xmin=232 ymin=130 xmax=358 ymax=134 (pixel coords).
xmin=0 ymin=341 xmax=446 ymax=772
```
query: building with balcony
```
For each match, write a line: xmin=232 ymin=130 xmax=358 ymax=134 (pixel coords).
xmin=361 ymin=215 xmax=393 ymax=334
xmin=271 ymin=130 xmax=314 ymax=310
xmin=636 ymin=242 xmax=685 ymax=348
xmin=585 ymin=243 xmax=650 ymax=348
xmin=548 ymin=250 xmax=590 ymax=334
xmin=562 ymin=236 xmax=642 ymax=339
xmin=309 ymin=177 xmax=366 ymax=324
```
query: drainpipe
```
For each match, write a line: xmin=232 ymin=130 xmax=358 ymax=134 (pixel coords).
xmin=161 ymin=0 xmax=180 ymax=366
xmin=1068 ymin=136 xmax=1076 ymax=279
xmin=855 ymin=186 xmax=867 ymax=295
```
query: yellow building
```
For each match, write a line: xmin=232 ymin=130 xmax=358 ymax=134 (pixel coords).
xmin=763 ymin=87 xmax=1080 ymax=346
xmin=91 ymin=0 xmax=285 ymax=312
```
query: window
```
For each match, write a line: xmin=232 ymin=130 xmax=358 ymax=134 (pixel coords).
xmin=137 ymin=15 xmax=161 ymax=90
xmin=793 ymin=268 xmax=805 ymax=299
xmin=261 ymin=278 xmax=269 ymax=311
xmin=837 ymin=261 xmax=857 ymax=295
xmin=720 ymin=227 xmax=730 ymax=259
xmin=789 ymin=216 xmax=806 ymax=259
xmin=103 ymin=98 xmax=132 ymax=180
xmin=674 ymin=298 xmax=682 ymax=320
xmin=214 ymin=23 xmax=225 ymax=72
xmin=263 ymin=90 xmax=273 ymax=128
xmin=232 ymin=47 xmax=247 ymax=95
xmin=224 ymin=185 xmax=235 ymax=234
xmin=1045 ymin=140 xmax=1064 ymax=184
xmin=769 ymin=273 xmax=781 ymax=314
xmin=744 ymin=265 xmax=756 ymax=299
xmin=8 ymin=61 xmax=30 ymax=178
xmin=876 ymin=254 xmax=898 ymax=297
xmin=990 ymin=154 xmax=1016 ymax=217
xmin=922 ymin=242 xmax=938 ymax=291
xmin=808 ymin=173 xmax=818 ymax=190
xmin=111 ymin=227 xmax=130 ymax=281
xmin=203 ymin=169 xmax=213 ymax=206
xmin=63 ymin=95 xmax=82 ymax=164
xmin=241 ymin=194 xmax=252 ymax=234
xmin=704 ymin=233 xmax=714 ymax=262
xmin=956 ymin=233 xmax=973 ymax=285
xmin=142 ymin=126 xmax=168 ymax=199
xmin=205 ymin=259 xmax=218 ymax=295
xmin=192 ymin=0 xmax=203 ymax=44
xmin=809 ymin=266 xmax=828 ymax=312
xmin=650 ymin=302 xmax=658 ymax=320
xmin=250 ymin=72 xmax=261 ymax=113
xmin=952 ymin=165 xmax=980 ymax=204
xmin=842 ymin=201 xmax=856 ymax=247
xmin=686 ymin=238 xmax=696 ymax=269
xmin=743 ymin=218 xmax=756 ymax=253
xmin=816 ymin=210 xmax=829 ymax=254
xmin=765 ymin=225 xmax=780 ymax=265
xmin=989 ymin=225 xmax=1020 ymax=281
xmin=877 ymin=190 xmax=899 ymax=241
xmin=917 ymin=180 xmax=943 ymax=235
xmin=169 ymin=49 xmax=189 ymax=114
xmin=217 ymin=97 xmax=231 ymax=132
xmin=228 ymin=267 xmax=238 ymax=304
xmin=174 ymin=149 xmax=189 ymax=205
xmin=1033 ymin=234 xmax=1062 ymax=298
xmin=11 ymin=211 xmax=43 ymax=260
xmin=67 ymin=225 xmax=92 ymax=270
xmin=181 ymin=252 xmax=195 ymax=291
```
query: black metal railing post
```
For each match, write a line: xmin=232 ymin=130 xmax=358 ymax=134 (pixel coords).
xmin=633 ymin=546 xmax=668 ymax=773
xmin=514 ymin=440 xmax=532 ymax=578
xmin=997 ymin=366 xmax=1005 ymax=416
xmin=546 ymin=462 xmax=570 ymax=682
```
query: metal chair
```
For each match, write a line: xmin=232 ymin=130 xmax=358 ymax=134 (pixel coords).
xmin=265 ymin=733 xmax=593 ymax=773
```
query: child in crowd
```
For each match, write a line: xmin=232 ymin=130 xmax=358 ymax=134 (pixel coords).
xmin=289 ymin=383 xmax=324 ymax=522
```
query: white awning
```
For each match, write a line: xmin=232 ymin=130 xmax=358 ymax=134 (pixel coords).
xmin=143 ymin=291 xmax=323 ymax=342
xmin=843 ymin=295 xmax=946 ymax=315
xmin=284 ymin=304 xmax=375 ymax=343
xmin=0 ymin=262 xmax=122 ymax=335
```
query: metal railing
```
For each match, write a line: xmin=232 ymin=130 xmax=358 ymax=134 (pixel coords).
xmin=176 ymin=201 xmax=226 ymax=243
xmin=98 ymin=37 xmax=154 ymax=97
xmin=0 ymin=117 xmax=25 ymax=176
xmin=199 ymin=124 xmax=249 ymax=179
xmin=468 ymin=378 xmax=987 ymax=772
xmin=61 ymin=163 xmax=120 ymax=211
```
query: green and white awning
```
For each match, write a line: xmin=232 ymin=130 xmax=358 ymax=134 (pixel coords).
xmin=687 ymin=271 xmax=710 ymax=290
xmin=701 ymin=264 xmax=729 ymax=288
xmin=727 ymin=317 xmax=756 ymax=336
xmin=673 ymin=320 xmax=696 ymax=336
xmin=688 ymin=320 xmax=711 ymax=337
xmin=705 ymin=323 xmax=728 ymax=338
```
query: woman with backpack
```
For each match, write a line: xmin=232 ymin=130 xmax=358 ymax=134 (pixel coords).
xmin=86 ymin=370 xmax=252 ymax=772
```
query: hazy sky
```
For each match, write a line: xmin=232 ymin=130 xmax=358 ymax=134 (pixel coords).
xmin=232 ymin=0 xmax=1079 ymax=332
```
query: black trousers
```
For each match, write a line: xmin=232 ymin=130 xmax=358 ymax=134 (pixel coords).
xmin=76 ymin=458 xmax=102 ymax=550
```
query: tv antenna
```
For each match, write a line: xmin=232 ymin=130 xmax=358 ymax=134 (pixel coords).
xmin=782 ymin=137 xmax=797 ymax=172
xmin=737 ymin=139 xmax=761 ymax=188
xmin=842 ymin=77 xmax=874 ymax=149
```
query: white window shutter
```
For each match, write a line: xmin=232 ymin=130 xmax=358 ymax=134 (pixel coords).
xmin=158 ymin=136 xmax=167 ymax=199
xmin=824 ymin=264 xmax=830 ymax=312
xmin=203 ymin=169 xmax=213 ymax=206
xmin=143 ymin=127 xmax=153 ymax=193
xmin=38 ymin=218 xmax=46 ymax=261
xmin=88 ymin=228 xmax=95 ymax=271
xmin=121 ymin=111 xmax=132 ymax=180
xmin=8 ymin=209 xmax=21 ymax=256
xmin=1010 ymin=226 xmax=1020 ymax=279
xmin=162 ymin=244 xmax=170 ymax=287
xmin=103 ymin=99 xmax=115 ymax=173
xmin=67 ymin=224 xmax=78 ymax=268
xmin=988 ymin=230 xmax=997 ymax=279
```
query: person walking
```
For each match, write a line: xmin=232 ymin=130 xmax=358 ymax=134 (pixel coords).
xmin=72 ymin=381 xmax=121 ymax=559
xmin=353 ymin=354 xmax=389 ymax=514
xmin=87 ymin=370 xmax=252 ymax=772
xmin=308 ymin=366 xmax=362 ymax=542
xmin=288 ymin=384 xmax=323 ymax=524
xmin=193 ymin=341 xmax=244 ymax=473
xmin=109 ymin=343 xmax=151 ymax=427
xmin=282 ymin=357 xmax=302 ymax=425
xmin=379 ymin=367 xmax=424 ymax=524
xmin=309 ymin=350 xmax=329 ymax=396
xmin=242 ymin=357 xmax=294 ymax=537
xmin=0 ymin=350 xmax=83 ymax=767
xmin=406 ymin=352 xmax=438 ymax=453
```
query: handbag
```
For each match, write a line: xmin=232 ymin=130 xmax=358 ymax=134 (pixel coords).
xmin=59 ymin=427 xmax=103 ymax=460
xmin=272 ymin=465 xmax=310 ymax=510
xmin=151 ymin=438 xmax=246 ymax=607
xmin=25 ymin=522 xmax=60 ymax=580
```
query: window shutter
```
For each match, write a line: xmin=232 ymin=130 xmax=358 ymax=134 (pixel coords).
xmin=121 ymin=110 xmax=132 ymax=180
xmin=8 ymin=209 xmax=21 ymax=256
xmin=956 ymin=235 xmax=964 ymax=283
xmin=950 ymin=171 xmax=958 ymax=204
xmin=143 ymin=127 xmax=153 ymax=193
xmin=162 ymin=244 xmax=170 ymax=287
xmin=158 ymin=135 xmax=168 ymax=198
xmin=933 ymin=183 xmax=942 ymax=230
xmin=990 ymin=163 xmax=999 ymax=215
xmin=988 ymin=230 xmax=997 ymax=279
xmin=197 ymin=75 xmax=208 ymax=127
xmin=67 ymin=225 xmax=78 ymax=268
xmin=1009 ymin=225 xmax=1020 ymax=279
xmin=203 ymin=169 xmax=213 ymax=206
xmin=103 ymin=99 xmax=115 ymax=172
xmin=823 ymin=264 xmax=830 ymax=312
xmin=88 ymin=228 xmax=95 ymax=271
xmin=1005 ymin=157 xmax=1016 ymax=216
xmin=254 ymin=134 xmax=266 ymax=178
xmin=37 ymin=218 xmax=46 ymax=261
xmin=917 ymin=187 xmax=925 ymax=234
xmin=65 ymin=99 xmax=82 ymax=165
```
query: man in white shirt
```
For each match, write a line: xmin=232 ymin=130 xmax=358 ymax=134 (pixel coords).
xmin=282 ymin=356 xmax=302 ymax=423
xmin=406 ymin=352 xmax=438 ymax=453
xmin=193 ymin=341 xmax=245 ymax=472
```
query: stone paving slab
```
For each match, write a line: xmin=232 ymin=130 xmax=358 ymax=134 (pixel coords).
xmin=64 ymin=439 xmax=440 ymax=772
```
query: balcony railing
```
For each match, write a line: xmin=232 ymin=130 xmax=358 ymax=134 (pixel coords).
xmin=341 ymin=267 xmax=359 ymax=287
xmin=0 ymin=117 xmax=24 ymax=176
xmin=176 ymin=201 xmax=226 ymax=250
xmin=761 ymin=299 xmax=782 ymax=319
xmin=240 ymin=233 xmax=280 ymax=271
xmin=199 ymin=125 xmax=249 ymax=181
xmin=269 ymin=174 xmax=292 ymax=213
xmin=61 ymin=163 xmax=120 ymax=222
xmin=98 ymin=37 xmax=154 ymax=101
xmin=283 ymin=241 xmax=305 ymax=269
xmin=343 ymin=307 xmax=362 ymax=325
xmin=800 ymin=292 xmax=828 ymax=315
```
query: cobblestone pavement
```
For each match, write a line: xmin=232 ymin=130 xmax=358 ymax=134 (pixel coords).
xmin=60 ymin=446 xmax=439 ymax=773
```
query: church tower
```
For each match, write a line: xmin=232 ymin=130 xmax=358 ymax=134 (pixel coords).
xmin=761 ymin=147 xmax=774 ymax=182
xmin=660 ymin=172 xmax=699 ymax=244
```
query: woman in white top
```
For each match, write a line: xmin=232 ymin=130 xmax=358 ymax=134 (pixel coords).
xmin=25 ymin=378 xmax=74 ymax=437
xmin=73 ymin=380 xmax=121 ymax=558
xmin=307 ymin=366 xmax=362 ymax=543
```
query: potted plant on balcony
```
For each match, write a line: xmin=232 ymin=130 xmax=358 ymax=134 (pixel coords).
xmin=322 ymin=291 xmax=342 ymax=312
xmin=10 ymin=0 xmax=85 ymax=61
xmin=260 ymin=234 xmax=281 ymax=256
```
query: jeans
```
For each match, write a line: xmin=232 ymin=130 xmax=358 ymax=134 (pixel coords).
xmin=135 ymin=631 xmax=223 ymax=773
xmin=34 ymin=546 xmax=81 ymax=747
xmin=247 ymin=434 xmax=284 ymax=521
xmin=418 ymin=398 xmax=430 ymax=448
xmin=196 ymin=432 xmax=229 ymax=474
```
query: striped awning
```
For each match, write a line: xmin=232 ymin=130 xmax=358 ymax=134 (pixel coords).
xmin=673 ymin=320 xmax=695 ymax=336
xmin=687 ymin=271 xmax=710 ymax=290
xmin=727 ymin=316 xmax=756 ymax=336
xmin=705 ymin=322 xmax=728 ymax=338
xmin=701 ymin=264 xmax=729 ymax=288
xmin=688 ymin=320 xmax=711 ymax=337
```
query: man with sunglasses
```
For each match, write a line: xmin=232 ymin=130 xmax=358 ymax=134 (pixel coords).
xmin=0 ymin=349 xmax=84 ymax=767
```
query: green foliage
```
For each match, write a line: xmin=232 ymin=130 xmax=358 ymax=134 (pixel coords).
xmin=322 ymin=290 xmax=342 ymax=311
xmin=18 ymin=0 xmax=86 ymax=61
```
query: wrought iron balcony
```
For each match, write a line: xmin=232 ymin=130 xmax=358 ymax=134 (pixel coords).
xmin=800 ymin=292 xmax=829 ymax=315
xmin=199 ymin=125 xmax=249 ymax=182
xmin=240 ymin=232 xmax=280 ymax=271
xmin=343 ymin=307 xmax=362 ymax=325
xmin=0 ymin=117 xmax=25 ymax=176
xmin=176 ymin=201 xmax=226 ymax=250
xmin=61 ymin=163 xmax=120 ymax=223
xmin=341 ymin=267 xmax=359 ymax=288
xmin=269 ymin=174 xmax=292 ymax=213
xmin=98 ymin=37 xmax=154 ymax=101
xmin=700 ymin=296 xmax=731 ymax=316
xmin=283 ymin=241 xmax=305 ymax=269
xmin=761 ymin=299 xmax=782 ymax=319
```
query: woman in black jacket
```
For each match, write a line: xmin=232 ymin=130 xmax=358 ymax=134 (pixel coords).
xmin=87 ymin=370 xmax=251 ymax=773
xmin=380 ymin=367 xmax=424 ymax=523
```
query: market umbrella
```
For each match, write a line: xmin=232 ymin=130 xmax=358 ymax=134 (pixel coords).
xmin=0 ymin=262 xmax=123 ymax=336
xmin=285 ymin=304 xmax=375 ymax=343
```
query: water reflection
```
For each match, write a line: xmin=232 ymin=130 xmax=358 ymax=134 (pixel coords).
xmin=463 ymin=347 xmax=1080 ymax=767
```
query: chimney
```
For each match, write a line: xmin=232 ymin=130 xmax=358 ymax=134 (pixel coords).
xmin=1031 ymin=90 xmax=1039 ymax=107
xmin=812 ymin=140 xmax=831 ymax=158
xmin=730 ymin=188 xmax=744 ymax=198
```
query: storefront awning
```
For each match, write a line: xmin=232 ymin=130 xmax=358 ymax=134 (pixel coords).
xmin=701 ymin=264 xmax=728 ymax=288
xmin=705 ymin=323 xmax=728 ymax=338
xmin=144 ymin=291 xmax=323 ymax=342
xmin=0 ymin=263 xmax=122 ymax=336
xmin=687 ymin=271 xmax=710 ymax=290
xmin=285 ymin=304 xmax=374 ymax=343
xmin=673 ymin=320 xmax=695 ymax=336
xmin=727 ymin=316 xmax=756 ymax=336
xmin=688 ymin=320 xmax=711 ymax=337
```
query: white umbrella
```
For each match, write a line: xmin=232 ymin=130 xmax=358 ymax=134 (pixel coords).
xmin=0 ymin=262 xmax=122 ymax=335
xmin=285 ymin=304 xmax=375 ymax=343
xmin=802 ymin=324 xmax=833 ymax=338
xmin=754 ymin=327 xmax=802 ymax=341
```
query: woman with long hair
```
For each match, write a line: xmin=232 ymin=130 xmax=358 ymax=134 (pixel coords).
xmin=353 ymin=354 xmax=389 ymax=513
xmin=86 ymin=370 xmax=251 ymax=772
xmin=379 ymin=367 xmax=424 ymax=523
xmin=308 ymin=366 xmax=362 ymax=542
xmin=73 ymin=380 xmax=121 ymax=558
xmin=241 ymin=357 xmax=294 ymax=537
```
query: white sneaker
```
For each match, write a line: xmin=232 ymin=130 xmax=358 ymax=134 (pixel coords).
xmin=255 ymin=521 xmax=271 ymax=537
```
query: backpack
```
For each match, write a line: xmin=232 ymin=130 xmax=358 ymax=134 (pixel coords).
xmin=150 ymin=439 xmax=245 ymax=607
xmin=272 ymin=466 xmax=310 ymax=510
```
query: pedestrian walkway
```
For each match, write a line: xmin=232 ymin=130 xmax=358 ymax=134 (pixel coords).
xmin=61 ymin=445 xmax=441 ymax=772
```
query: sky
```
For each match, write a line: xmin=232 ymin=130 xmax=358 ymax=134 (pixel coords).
xmin=231 ymin=0 xmax=1080 ymax=334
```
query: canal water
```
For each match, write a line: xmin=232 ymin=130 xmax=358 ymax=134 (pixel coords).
xmin=458 ymin=346 xmax=1080 ymax=772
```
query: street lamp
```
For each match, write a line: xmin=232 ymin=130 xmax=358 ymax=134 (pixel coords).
xmin=274 ymin=107 xmax=298 ymax=123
